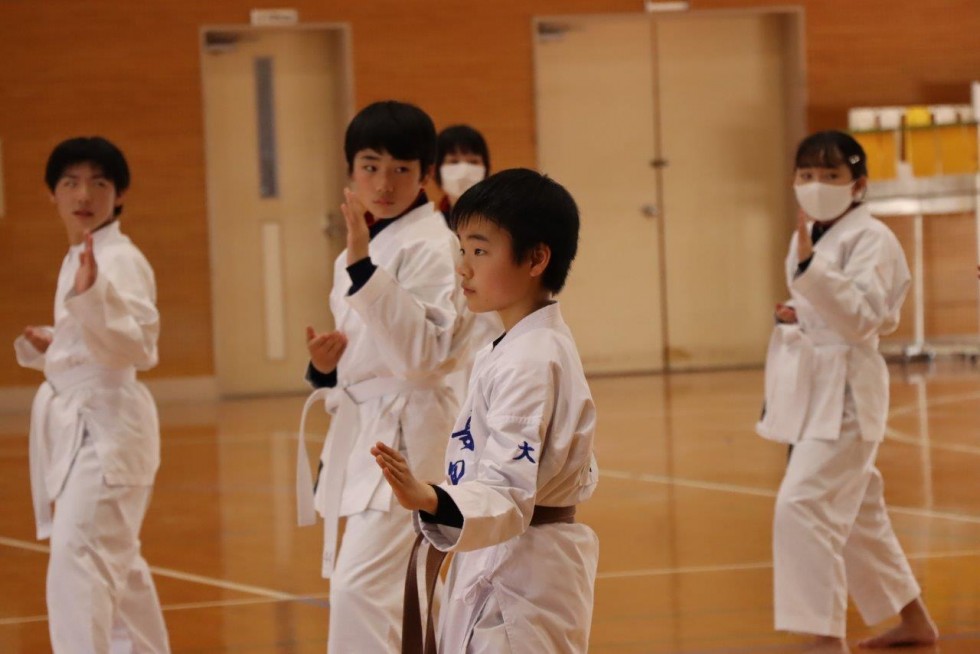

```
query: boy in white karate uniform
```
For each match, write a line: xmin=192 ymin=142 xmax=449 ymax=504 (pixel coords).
xmin=297 ymin=101 xmax=468 ymax=651
xmin=758 ymin=131 xmax=937 ymax=651
xmin=373 ymin=168 xmax=600 ymax=653
xmin=15 ymin=137 xmax=170 ymax=653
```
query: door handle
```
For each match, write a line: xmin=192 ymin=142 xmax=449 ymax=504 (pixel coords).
xmin=641 ymin=204 xmax=660 ymax=219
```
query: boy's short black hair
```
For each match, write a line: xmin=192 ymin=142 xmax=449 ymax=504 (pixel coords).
xmin=794 ymin=130 xmax=868 ymax=180
xmin=45 ymin=136 xmax=130 ymax=217
xmin=435 ymin=124 xmax=491 ymax=185
xmin=344 ymin=101 xmax=436 ymax=176
xmin=452 ymin=168 xmax=579 ymax=293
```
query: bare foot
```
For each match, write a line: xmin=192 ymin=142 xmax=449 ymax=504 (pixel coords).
xmin=857 ymin=622 xmax=938 ymax=648
xmin=857 ymin=597 xmax=938 ymax=648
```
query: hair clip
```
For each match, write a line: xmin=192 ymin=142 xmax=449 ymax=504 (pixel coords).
xmin=848 ymin=155 xmax=861 ymax=164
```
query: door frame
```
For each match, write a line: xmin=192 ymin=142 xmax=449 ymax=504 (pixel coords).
xmin=197 ymin=22 xmax=355 ymax=395
xmin=531 ymin=7 xmax=806 ymax=372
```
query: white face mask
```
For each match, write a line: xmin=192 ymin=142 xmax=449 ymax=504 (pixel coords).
xmin=794 ymin=181 xmax=856 ymax=222
xmin=440 ymin=162 xmax=486 ymax=200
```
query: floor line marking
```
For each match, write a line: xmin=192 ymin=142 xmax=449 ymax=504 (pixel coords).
xmin=889 ymin=391 xmax=980 ymax=418
xmin=0 ymin=594 xmax=332 ymax=626
xmin=4 ymin=535 xmax=977 ymax=620
xmin=0 ymin=536 xmax=307 ymax=600
xmin=597 ymin=561 xmax=773 ymax=580
xmin=600 ymin=470 xmax=778 ymax=499
xmin=148 ymin=566 xmax=302 ymax=600
xmin=596 ymin=548 xmax=980 ymax=580
xmin=599 ymin=469 xmax=980 ymax=525
xmin=884 ymin=427 xmax=980 ymax=457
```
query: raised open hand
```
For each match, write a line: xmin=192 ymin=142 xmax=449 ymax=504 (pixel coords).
xmin=371 ymin=441 xmax=438 ymax=513
xmin=341 ymin=188 xmax=371 ymax=265
xmin=796 ymin=209 xmax=813 ymax=263
xmin=74 ymin=231 xmax=98 ymax=295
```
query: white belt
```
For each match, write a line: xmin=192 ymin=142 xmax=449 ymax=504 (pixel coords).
xmin=296 ymin=375 xmax=441 ymax=577
xmin=755 ymin=324 xmax=814 ymax=444
xmin=30 ymin=366 xmax=137 ymax=540
xmin=46 ymin=365 xmax=136 ymax=394
xmin=804 ymin=325 xmax=879 ymax=350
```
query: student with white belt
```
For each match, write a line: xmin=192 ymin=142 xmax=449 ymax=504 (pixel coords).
xmin=297 ymin=101 xmax=469 ymax=652
xmin=758 ymin=130 xmax=938 ymax=651
xmin=16 ymin=137 xmax=170 ymax=653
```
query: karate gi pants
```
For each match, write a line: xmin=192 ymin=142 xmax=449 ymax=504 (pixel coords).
xmin=328 ymin=506 xmax=416 ymax=653
xmin=773 ymin=395 xmax=920 ymax=637
xmin=47 ymin=435 xmax=169 ymax=654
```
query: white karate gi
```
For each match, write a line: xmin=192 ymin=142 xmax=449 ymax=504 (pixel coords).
xmin=444 ymin=312 xmax=503 ymax=405
xmin=760 ymin=205 xmax=920 ymax=637
xmin=14 ymin=221 xmax=169 ymax=654
xmin=418 ymin=302 xmax=600 ymax=654
xmin=296 ymin=201 xmax=467 ymax=652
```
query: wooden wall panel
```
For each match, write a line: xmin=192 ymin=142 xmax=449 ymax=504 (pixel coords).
xmin=880 ymin=212 xmax=978 ymax=346
xmin=879 ymin=216 xmax=916 ymax=344
xmin=2 ymin=0 xmax=979 ymax=386
xmin=924 ymin=213 xmax=978 ymax=337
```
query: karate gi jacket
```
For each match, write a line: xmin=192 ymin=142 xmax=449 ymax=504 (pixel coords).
xmin=419 ymin=303 xmax=600 ymax=653
xmin=15 ymin=222 xmax=160 ymax=539
xmin=297 ymin=202 xmax=468 ymax=576
xmin=757 ymin=205 xmax=910 ymax=443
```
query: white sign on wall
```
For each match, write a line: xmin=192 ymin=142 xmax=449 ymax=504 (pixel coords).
xmin=250 ymin=9 xmax=299 ymax=26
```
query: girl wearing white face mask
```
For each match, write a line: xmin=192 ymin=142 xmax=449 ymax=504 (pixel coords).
xmin=435 ymin=124 xmax=490 ymax=225
xmin=760 ymin=131 xmax=937 ymax=652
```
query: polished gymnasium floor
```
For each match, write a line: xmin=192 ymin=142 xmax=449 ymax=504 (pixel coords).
xmin=1 ymin=363 xmax=978 ymax=653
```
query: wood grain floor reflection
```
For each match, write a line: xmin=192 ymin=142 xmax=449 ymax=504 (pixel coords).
xmin=1 ymin=363 xmax=978 ymax=652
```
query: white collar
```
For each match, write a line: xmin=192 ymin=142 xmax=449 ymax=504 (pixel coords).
xmin=495 ymin=301 xmax=564 ymax=349
xmin=68 ymin=220 xmax=122 ymax=253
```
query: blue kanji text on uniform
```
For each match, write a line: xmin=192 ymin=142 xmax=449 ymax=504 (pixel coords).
xmin=513 ymin=441 xmax=536 ymax=463
xmin=452 ymin=417 xmax=475 ymax=452
xmin=449 ymin=460 xmax=466 ymax=485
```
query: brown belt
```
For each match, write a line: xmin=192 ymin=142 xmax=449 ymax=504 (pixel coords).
xmin=529 ymin=504 xmax=577 ymax=526
xmin=401 ymin=505 xmax=576 ymax=654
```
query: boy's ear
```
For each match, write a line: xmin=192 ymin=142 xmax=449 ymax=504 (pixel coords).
xmin=528 ymin=243 xmax=551 ymax=279
xmin=419 ymin=164 xmax=434 ymax=186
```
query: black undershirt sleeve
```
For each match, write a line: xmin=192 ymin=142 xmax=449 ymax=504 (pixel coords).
xmin=419 ymin=485 xmax=464 ymax=528
xmin=346 ymin=257 xmax=378 ymax=295
xmin=306 ymin=362 xmax=337 ymax=389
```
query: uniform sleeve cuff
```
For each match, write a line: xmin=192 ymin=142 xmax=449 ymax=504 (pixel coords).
xmin=346 ymin=257 xmax=377 ymax=295
xmin=419 ymin=485 xmax=465 ymax=528
xmin=346 ymin=265 xmax=395 ymax=308
xmin=305 ymin=361 xmax=337 ymax=388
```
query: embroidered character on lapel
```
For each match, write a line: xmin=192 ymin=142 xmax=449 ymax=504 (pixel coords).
xmin=451 ymin=416 xmax=475 ymax=452
xmin=513 ymin=441 xmax=536 ymax=463
xmin=448 ymin=460 xmax=466 ymax=485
